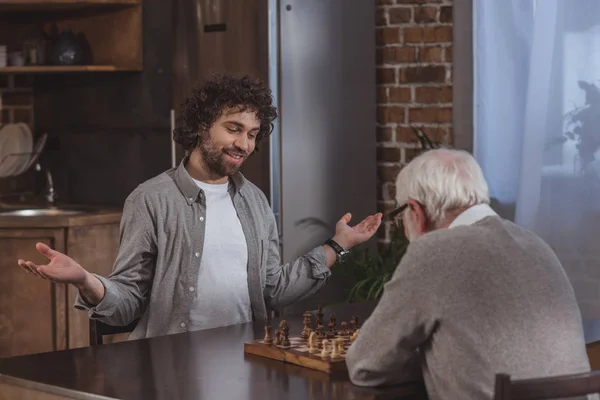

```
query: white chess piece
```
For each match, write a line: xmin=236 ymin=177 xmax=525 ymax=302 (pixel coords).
xmin=320 ymin=339 xmax=330 ymax=357
xmin=308 ymin=331 xmax=318 ymax=353
xmin=331 ymin=339 xmax=340 ymax=358
xmin=336 ymin=338 xmax=345 ymax=355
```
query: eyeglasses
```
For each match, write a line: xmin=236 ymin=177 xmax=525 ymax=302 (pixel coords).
xmin=386 ymin=203 xmax=407 ymax=221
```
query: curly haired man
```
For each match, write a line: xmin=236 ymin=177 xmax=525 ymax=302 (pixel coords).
xmin=17 ymin=74 xmax=382 ymax=339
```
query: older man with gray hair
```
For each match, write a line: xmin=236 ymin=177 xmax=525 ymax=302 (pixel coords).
xmin=345 ymin=149 xmax=591 ymax=399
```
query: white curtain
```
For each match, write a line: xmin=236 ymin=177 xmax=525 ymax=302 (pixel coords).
xmin=474 ymin=0 xmax=600 ymax=321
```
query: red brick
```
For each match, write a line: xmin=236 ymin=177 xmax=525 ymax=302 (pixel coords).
xmin=419 ymin=46 xmax=444 ymax=62
xmin=379 ymin=46 xmax=417 ymax=64
xmin=404 ymin=26 xmax=452 ymax=43
xmin=2 ymin=93 xmax=33 ymax=106
xmin=377 ymin=68 xmax=396 ymax=84
xmin=377 ymin=27 xmax=401 ymax=45
xmin=399 ymin=66 xmax=446 ymax=83
xmin=378 ymin=165 xmax=401 ymax=183
xmin=388 ymin=87 xmax=411 ymax=102
xmin=445 ymin=45 xmax=453 ymax=62
xmin=377 ymin=146 xmax=402 ymax=162
xmin=376 ymin=9 xmax=388 ymax=26
xmin=384 ymin=183 xmax=397 ymax=200
xmin=389 ymin=7 xmax=412 ymax=24
xmin=440 ymin=5 xmax=453 ymax=23
xmin=377 ymin=106 xmax=405 ymax=124
xmin=405 ymin=148 xmax=425 ymax=162
xmin=396 ymin=126 xmax=421 ymax=143
xmin=408 ymin=107 xmax=452 ymax=123
xmin=414 ymin=6 xmax=438 ymax=23
xmin=377 ymin=87 xmax=388 ymax=102
xmin=377 ymin=126 xmax=395 ymax=142
xmin=415 ymin=86 xmax=453 ymax=103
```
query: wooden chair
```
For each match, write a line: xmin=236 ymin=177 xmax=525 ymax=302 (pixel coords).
xmin=494 ymin=371 xmax=600 ymax=400
xmin=89 ymin=319 xmax=139 ymax=346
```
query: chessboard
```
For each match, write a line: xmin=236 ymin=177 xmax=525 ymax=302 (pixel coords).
xmin=243 ymin=306 xmax=361 ymax=374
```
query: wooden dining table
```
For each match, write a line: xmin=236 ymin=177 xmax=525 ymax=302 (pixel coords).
xmin=0 ymin=300 xmax=427 ymax=400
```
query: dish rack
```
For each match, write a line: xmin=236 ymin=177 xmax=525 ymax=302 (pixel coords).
xmin=0 ymin=132 xmax=48 ymax=179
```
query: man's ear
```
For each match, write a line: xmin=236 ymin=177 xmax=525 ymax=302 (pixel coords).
xmin=407 ymin=199 xmax=427 ymax=232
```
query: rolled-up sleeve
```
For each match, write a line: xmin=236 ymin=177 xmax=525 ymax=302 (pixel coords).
xmin=74 ymin=195 xmax=157 ymax=326
xmin=262 ymin=212 xmax=331 ymax=309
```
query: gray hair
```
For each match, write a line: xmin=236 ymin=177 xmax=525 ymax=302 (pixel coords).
xmin=395 ymin=148 xmax=490 ymax=226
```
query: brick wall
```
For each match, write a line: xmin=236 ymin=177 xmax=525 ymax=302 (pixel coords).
xmin=375 ymin=0 xmax=453 ymax=243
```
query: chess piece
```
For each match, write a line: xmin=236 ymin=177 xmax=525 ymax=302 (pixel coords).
xmin=320 ymin=339 xmax=330 ymax=357
xmin=316 ymin=305 xmax=324 ymax=326
xmin=308 ymin=331 xmax=318 ymax=353
xmin=301 ymin=312 xmax=312 ymax=339
xmin=350 ymin=328 xmax=360 ymax=343
xmin=316 ymin=323 xmax=324 ymax=338
xmin=331 ymin=338 xmax=340 ymax=358
xmin=354 ymin=315 xmax=360 ymax=329
xmin=340 ymin=321 xmax=348 ymax=336
xmin=273 ymin=330 xmax=281 ymax=346
xmin=264 ymin=325 xmax=273 ymax=344
xmin=349 ymin=317 xmax=356 ymax=333
xmin=282 ymin=324 xmax=291 ymax=347
xmin=328 ymin=313 xmax=337 ymax=336
xmin=336 ymin=338 xmax=345 ymax=355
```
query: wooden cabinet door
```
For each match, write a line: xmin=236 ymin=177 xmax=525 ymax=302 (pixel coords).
xmin=0 ymin=229 xmax=67 ymax=358
xmin=66 ymin=223 xmax=120 ymax=349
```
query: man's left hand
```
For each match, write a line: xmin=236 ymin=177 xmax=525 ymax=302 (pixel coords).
xmin=332 ymin=212 xmax=383 ymax=250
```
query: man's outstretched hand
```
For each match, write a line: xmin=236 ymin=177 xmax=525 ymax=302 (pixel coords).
xmin=18 ymin=242 xmax=89 ymax=287
xmin=332 ymin=212 xmax=383 ymax=250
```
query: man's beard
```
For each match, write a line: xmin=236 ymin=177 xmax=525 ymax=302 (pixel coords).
xmin=198 ymin=136 xmax=247 ymax=177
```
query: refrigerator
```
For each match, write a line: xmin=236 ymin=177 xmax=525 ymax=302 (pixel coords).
xmin=171 ymin=0 xmax=376 ymax=312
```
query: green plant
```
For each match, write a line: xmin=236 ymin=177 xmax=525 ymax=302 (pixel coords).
xmin=332 ymin=227 xmax=409 ymax=302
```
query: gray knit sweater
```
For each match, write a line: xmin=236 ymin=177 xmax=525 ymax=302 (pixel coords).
xmin=346 ymin=216 xmax=591 ymax=400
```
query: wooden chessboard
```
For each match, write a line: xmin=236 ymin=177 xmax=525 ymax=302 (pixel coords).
xmin=244 ymin=333 xmax=355 ymax=374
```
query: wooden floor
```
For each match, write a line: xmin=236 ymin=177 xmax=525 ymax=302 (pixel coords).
xmin=588 ymin=341 xmax=600 ymax=370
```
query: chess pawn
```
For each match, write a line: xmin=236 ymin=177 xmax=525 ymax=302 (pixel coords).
xmin=320 ymin=339 xmax=330 ymax=357
xmin=308 ymin=331 xmax=318 ymax=353
xmin=340 ymin=321 xmax=348 ymax=336
xmin=336 ymin=338 xmax=345 ymax=355
xmin=350 ymin=328 xmax=360 ymax=343
xmin=331 ymin=338 xmax=340 ymax=358
xmin=273 ymin=330 xmax=281 ymax=346
xmin=282 ymin=327 xmax=291 ymax=347
xmin=264 ymin=325 xmax=273 ymax=344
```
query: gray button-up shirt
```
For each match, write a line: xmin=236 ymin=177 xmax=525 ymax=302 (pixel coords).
xmin=75 ymin=157 xmax=331 ymax=340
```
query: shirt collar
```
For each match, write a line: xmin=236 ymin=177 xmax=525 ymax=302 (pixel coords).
xmin=173 ymin=156 xmax=246 ymax=205
xmin=448 ymin=203 xmax=498 ymax=228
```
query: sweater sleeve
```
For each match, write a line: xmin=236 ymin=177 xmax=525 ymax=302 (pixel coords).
xmin=345 ymin=241 xmax=439 ymax=387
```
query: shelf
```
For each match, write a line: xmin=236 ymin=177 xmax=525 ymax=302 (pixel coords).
xmin=0 ymin=0 xmax=139 ymax=12
xmin=0 ymin=65 xmax=122 ymax=74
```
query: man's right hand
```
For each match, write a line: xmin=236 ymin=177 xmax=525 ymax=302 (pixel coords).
xmin=18 ymin=242 xmax=105 ymax=305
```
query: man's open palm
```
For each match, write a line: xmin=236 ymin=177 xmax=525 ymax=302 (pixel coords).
xmin=18 ymin=242 xmax=88 ymax=285
xmin=334 ymin=212 xmax=382 ymax=249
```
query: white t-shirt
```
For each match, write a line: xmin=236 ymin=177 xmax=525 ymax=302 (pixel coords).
xmin=188 ymin=179 xmax=252 ymax=331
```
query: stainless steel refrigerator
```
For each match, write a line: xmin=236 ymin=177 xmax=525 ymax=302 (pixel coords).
xmin=172 ymin=0 xmax=376 ymax=311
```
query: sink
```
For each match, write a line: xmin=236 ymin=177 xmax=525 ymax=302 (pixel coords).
xmin=0 ymin=208 xmax=90 ymax=217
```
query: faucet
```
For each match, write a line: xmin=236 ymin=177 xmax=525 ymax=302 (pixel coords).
xmin=35 ymin=162 xmax=57 ymax=207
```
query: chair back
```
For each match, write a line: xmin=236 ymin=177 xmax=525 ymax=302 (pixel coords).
xmin=89 ymin=319 xmax=139 ymax=346
xmin=494 ymin=371 xmax=600 ymax=400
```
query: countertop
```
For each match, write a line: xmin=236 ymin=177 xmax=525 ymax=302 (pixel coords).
xmin=0 ymin=203 xmax=122 ymax=228
xmin=0 ymin=301 xmax=427 ymax=400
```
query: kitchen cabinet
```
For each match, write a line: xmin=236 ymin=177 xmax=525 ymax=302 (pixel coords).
xmin=0 ymin=0 xmax=142 ymax=73
xmin=0 ymin=208 xmax=122 ymax=358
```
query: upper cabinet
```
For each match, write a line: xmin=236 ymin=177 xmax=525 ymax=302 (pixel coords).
xmin=0 ymin=0 xmax=142 ymax=73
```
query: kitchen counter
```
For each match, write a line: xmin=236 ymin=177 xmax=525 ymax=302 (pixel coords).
xmin=0 ymin=204 xmax=122 ymax=228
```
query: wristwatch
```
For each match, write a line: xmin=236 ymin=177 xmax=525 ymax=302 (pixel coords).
xmin=325 ymin=239 xmax=350 ymax=263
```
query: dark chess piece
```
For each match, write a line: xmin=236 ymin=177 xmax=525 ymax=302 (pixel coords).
xmin=354 ymin=315 xmax=360 ymax=329
xmin=349 ymin=317 xmax=356 ymax=333
xmin=316 ymin=323 xmax=325 ymax=338
xmin=264 ymin=325 xmax=273 ymax=344
xmin=282 ymin=325 xmax=291 ymax=347
xmin=340 ymin=321 xmax=348 ymax=336
xmin=329 ymin=313 xmax=337 ymax=335
xmin=273 ymin=330 xmax=282 ymax=346
xmin=316 ymin=305 xmax=324 ymax=326
xmin=301 ymin=312 xmax=312 ymax=339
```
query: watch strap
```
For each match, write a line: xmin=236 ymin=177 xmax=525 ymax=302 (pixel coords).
xmin=325 ymin=239 xmax=348 ymax=261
